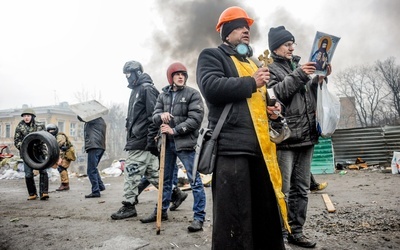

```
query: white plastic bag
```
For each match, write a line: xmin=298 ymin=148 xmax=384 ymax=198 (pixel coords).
xmin=316 ymin=81 xmax=340 ymax=137
xmin=391 ymin=151 xmax=400 ymax=174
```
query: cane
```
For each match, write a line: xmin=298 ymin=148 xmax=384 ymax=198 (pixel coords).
xmin=156 ymin=133 xmax=166 ymax=235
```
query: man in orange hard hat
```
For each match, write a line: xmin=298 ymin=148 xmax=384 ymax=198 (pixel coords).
xmin=196 ymin=6 xmax=286 ymax=249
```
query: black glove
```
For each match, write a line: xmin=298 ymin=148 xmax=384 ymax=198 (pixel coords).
xmin=77 ymin=115 xmax=85 ymax=122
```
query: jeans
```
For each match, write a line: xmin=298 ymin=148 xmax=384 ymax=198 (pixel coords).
xmin=24 ymin=163 xmax=49 ymax=195
xmin=161 ymin=140 xmax=206 ymax=221
xmin=24 ymin=163 xmax=47 ymax=178
xmin=277 ymin=145 xmax=314 ymax=237
xmin=87 ymin=148 xmax=105 ymax=195
xmin=310 ymin=173 xmax=318 ymax=189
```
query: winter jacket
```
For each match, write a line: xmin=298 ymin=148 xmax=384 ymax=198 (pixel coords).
xmin=125 ymin=73 xmax=160 ymax=151
xmin=56 ymin=132 xmax=76 ymax=162
xmin=152 ymin=85 xmax=204 ymax=151
xmin=196 ymin=44 xmax=261 ymax=156
xmin=267 ymin=53 xmax=319 ymax=149
xmin=14 ymin=119 xmax=45 ymax=151
xmin=82 ymin=117 xmax=106 ymax=152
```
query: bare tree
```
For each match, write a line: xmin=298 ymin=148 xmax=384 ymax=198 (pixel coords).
xmin=334 ymin=65 xmax=391 ymax=127
xmin=104 ymin=103 xmax=127 ymax=161
xmin=375 ymin=57 xmax=400 ymax=123
xmin=73 ymin=86 xmax=103 ymax=103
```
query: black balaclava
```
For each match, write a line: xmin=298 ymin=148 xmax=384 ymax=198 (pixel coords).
xmin=221 ymin=18 xmax=252 ymax=57
xmin=127 ymin=71 xmax=139 ymax=88
xmin=221 ymin=18 xmax=249 ymax=42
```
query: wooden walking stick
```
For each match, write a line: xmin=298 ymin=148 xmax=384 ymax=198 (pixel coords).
xmin=156 ymin=133 xmax=166 ymax=235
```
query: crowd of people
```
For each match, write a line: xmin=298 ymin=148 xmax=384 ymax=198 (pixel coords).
xmin=14 ymin=5 xmax=334 ymax=250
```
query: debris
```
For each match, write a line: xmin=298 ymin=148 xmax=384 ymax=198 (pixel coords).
xmin=10 ymin=218 xmax=20 ymax=222
xmin=322 ymin=193 xmax=336 ymax=213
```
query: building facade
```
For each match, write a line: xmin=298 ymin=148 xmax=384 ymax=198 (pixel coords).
xmin=0 ymin=102 xmax=84 ymax=157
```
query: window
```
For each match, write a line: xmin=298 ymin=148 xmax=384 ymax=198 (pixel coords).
xmin=58 ymin=121 xmax=65 ymax=133
xmin=70 ymin=123 xmax=76 ymax=137
xmin=78 ymin=123 xmax=84 ymax=137
xmin=5 ymin=124 xmax=11 ymax=138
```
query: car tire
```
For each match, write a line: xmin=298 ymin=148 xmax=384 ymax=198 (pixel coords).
xmin=20 ymin=131 xmax=59 ymax=170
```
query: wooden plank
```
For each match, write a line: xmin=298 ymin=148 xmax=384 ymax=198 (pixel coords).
xmin=322 ymin=193 xmax=336 ymax=213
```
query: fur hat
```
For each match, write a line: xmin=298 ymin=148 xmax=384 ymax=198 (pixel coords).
xmin=268 ymin=26 xmax=295 ymax=51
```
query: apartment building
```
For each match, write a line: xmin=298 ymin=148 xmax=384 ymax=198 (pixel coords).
xmin=0 ymin=102 xmax=84 ymax=156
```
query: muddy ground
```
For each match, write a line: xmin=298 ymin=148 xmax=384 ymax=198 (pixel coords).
xmin=0 ymin=168 xmax=399 ymax=250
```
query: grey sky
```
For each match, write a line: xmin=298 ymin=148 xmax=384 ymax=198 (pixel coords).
xmin=1 ymin=0 xmax=399 ymax=109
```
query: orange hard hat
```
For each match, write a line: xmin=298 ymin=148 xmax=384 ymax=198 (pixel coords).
xmin=216 ymin=6 xmax=254 ymax=32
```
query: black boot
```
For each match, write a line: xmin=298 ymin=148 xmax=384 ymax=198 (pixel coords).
xmin=140 ymin=210 xmax=168 ymax=223
xmin=111 ymin=201 xmax=137 ymax=220
xmin=188 ymin=219 xmax=204 ymax=232
xmin=39 ymin=172 xmax=49 ymax=200
xmin=170 ymin=187 xmax=188 ymax=211
xmin=25 ymin=177 xmax=37 ymax=200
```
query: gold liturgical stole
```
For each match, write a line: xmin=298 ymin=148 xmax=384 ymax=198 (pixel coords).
xmin=230 ymin=56 xmax=290 ymax=232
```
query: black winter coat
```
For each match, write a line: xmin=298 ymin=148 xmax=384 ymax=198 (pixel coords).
xmin=125 ymin=73 xmax=160 ymax=151
xmin=267 ymin=53 xmax=319 ymax=149
xmin=83 ymin=117 xmax=106 ymax=152
xmin=153 ymin=85 xmax=204 ymax=151
xmin=196 ymin=44 xmax=261 ymax=156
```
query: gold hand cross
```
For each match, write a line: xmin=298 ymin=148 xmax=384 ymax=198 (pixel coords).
xmin=258 ymin=50 xmax=274 ymax=66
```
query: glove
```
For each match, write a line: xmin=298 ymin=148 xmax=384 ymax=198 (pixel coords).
xmin=77 ymin=116 xmax=85 ymax=122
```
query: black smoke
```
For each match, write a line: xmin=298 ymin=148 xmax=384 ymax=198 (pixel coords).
xmin=148 ymin=0 xmax=259 ymax=88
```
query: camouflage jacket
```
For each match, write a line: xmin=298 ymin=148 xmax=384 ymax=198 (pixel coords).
xmin=56 ymin=132 xmax=76 ymax=161
xmin=14 ymin=120 xmax=45 ymax=151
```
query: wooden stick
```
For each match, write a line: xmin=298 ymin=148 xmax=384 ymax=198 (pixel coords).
xmin=322 ymin=193 xmax=336 ymax=213
xmin=156 ymin=133 xmax=166 ymax=235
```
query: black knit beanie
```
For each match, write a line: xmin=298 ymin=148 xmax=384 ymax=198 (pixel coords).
xmin=268 ymin=26 xmax=295 ymax=51
xmin=221 ymin=18 xmax=249 ymax=41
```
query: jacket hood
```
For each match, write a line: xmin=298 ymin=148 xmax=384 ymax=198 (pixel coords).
xmin=128 ymin=73 xmax=154 ymax=89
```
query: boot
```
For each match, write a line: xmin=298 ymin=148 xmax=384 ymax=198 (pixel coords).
xmin=27 ymin=194 xmax=37 ymax=200
xmin=288 ymin=234 xmax=316 ymax=248
xmin=56 ymin=183 xmax=70 ymax=191
xmin=25 ymin=177 xmax=37 ymax=199
xmin=111 ymin=201 xmax=137 ymax=220
xmin=188 ymin=219 xmax=203 ymax=232
xmin=40 ymin=193 xmax=49 ymax=200
xmin=140 ymin=210 xmax=168 ymax=223
xmin=170 ymin=187 xmax=188 ymax=211
xmin=310 ymin=182 xmax=328 ymax=192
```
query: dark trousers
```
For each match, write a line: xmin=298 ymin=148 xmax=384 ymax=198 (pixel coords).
xmin=211 ymin=155 xmax=284 ymax=250
xmin=310 ymin=173 xmax=318 ymax=189
xmin=87 ymin=148 xmax=105 ymax=194
xmin=24 ymin=163 xmax=48 ymax=196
